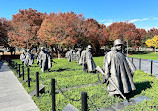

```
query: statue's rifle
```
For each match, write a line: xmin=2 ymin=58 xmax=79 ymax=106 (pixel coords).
xmin=96 ymin=66 xmax=127 ymax=100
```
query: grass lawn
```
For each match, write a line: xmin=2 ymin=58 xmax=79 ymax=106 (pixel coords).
xmin=11 ymin=54 xmax=158 ymax=111
xmin=128 ymin=52 xmax=158 ymax=60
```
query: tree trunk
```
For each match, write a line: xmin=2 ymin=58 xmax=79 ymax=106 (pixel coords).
xmin=51 ymin=46 xmax=54 ymax=59
xmin=35 ymin=46 xmax=37 ymax=53
xmin=10 ymin=47 xmax=14 ymax=55
xmin=10 ymin=51 xmax=13 ymax=55
xmin=57 ymin=50 xmax=61 ymax=59
xmin=57 ymin=45 xmax=61 ymax=59
xmin=95 ymin=45 xmax=100 ymax=56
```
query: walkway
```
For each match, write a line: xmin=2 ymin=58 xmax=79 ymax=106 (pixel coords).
xmin=128 ymin=57 xmax=158 ymax=79
xmin=0 ymin=61 xmax=39 ymax=111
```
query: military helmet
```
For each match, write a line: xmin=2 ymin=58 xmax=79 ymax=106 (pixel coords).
xmin=41 ymin=47 xmax=45 ymax=50
xmin=87 ymin=45 xmax=92 ymax=49
xmin=113 ymin=39 xmax=123 ymax=46
xmin=27 ymin=49 xmax=30 ymax=52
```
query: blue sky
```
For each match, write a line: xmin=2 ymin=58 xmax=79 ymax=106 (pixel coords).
xmin=1 ymin=0 xmax=158 ymax=30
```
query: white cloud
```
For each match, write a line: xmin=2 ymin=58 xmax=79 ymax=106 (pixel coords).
xmin=99 ymin=17 xmax=158 ymax=29
xmin=128 ymin=19 xmax=140 ymax=23
xmin=99 ymin=17 xmax=151 ymax=26
xmin=103 ymin=22 xmax=113 ymax=26
xmin=153 ymin=17 xmax=158 ymax=20
xmin=128 ymin=17 xmax=149 ymax=23
xmin=141 ymin=18 xmax=150 ymax=21
xmin=99 ymin=19 xmax=107 ymax=22
xmin=99 ymin=19 xmax=113 ymax=26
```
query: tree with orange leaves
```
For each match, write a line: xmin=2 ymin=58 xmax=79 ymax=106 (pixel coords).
xmin=107 ymin=22 xmax=137 ymax=42
xmin=107 ymin=22 xmax=141 ymax=50
xmin=83 ymin=19 xmax=109 ymax=55
xmin=8 ymin=8 xmax=46 ymax=49
xmin=0 ymin=17 xmax=12 ymax=47
xmin=37 ymin=11 xmax=85 ymax=58
xmin=133 ymin=28 xmax=146 ymax=49
xmin=98 ymin=24 xmax=109 ymax=47
xmin=83 ymin=19 xmax=100 ymax=52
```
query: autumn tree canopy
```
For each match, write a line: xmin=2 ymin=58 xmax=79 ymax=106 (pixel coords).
xmin=97 ymin=24 xmax=109 ymax=47
xmin=107 ymin=22 xmax=137 ymax=42
xmin=82 ymin=19 xmax=109 ymax=54
xmin=37 ymin=12 xmax=85 ymax=48
xmin=83 ymin=19 xmax=100 ymax=50
xmin=145 ymin=35 xmax=158 ymax=51
xmin=134 ymin=28 xmax=146 ymax=48
xmin=107 ymin=22 xmax=147 ymax=49
xmin=8 ymin=8 xmax=46 ymax=49
xmin=0 ymin=8 xmax=157 ymax=55
xmin=147 ymin=28 xmax=158 ymax=38
xmin=0 ymin=17 xmax=12 ymax=47
xmin=143 ymin=28 xmax=158 ymax=45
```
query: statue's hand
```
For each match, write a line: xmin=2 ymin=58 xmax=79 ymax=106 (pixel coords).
xmin=102 ymin=74 xmax=110 ymax=84
xmin=105 ymin=74 xmax=110 ymax=80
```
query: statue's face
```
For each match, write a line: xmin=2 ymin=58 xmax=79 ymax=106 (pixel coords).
xmin=115 ymin=44 xmax=122 ymax=51
xmin=88 ymin=48 xmax=92 ymax=52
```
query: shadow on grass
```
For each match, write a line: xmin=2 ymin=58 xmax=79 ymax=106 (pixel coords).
xmin=17 ymin=63 xmax=23 ymax=65
xmin=49 ymin=68 xmax=71 ymax=72
xmin=29 ymin=65 xmax=39 ymax=67
xmin=129 ymin=51 xmax=151 ymax=55
xmin=128 ymin=81 xmax=152 ymax=99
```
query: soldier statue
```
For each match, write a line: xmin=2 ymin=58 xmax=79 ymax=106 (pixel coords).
xmin=65 ymin=48 xmax=75 ymax=62
xmin=24 ymin=49 xmax=34 ymax=67
xmin=76 ymin=48 xmax=82 ymax=63
xmin=38 ymin=47 xmax=52 ymax=72
xmin=79 ymin=45 xmax=96 ymax=73
xmin=20 ymin=49 xmax=26 ymax=64
xmin=101 ymin=39 xmax=136 ymax=97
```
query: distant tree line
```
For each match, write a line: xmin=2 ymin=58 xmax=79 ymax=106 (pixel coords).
xmin=0 ymin=8 xmax=158 ymax=55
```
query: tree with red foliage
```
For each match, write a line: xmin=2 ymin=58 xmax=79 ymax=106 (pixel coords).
xmin=98 ymin=24 xmax=109 ymax=47
xmin=8 ymin=8 xmax=46 ymax=49
xmin=37 ymin=12 xmax=85 ymax=58
xmin=107 ymin=22 xmax=137 ymax=42
xmin=0 ymin=17 xmax=12 ymax=47
xmin=83 ymin=19 xmax=109 ymax=55
xmin=107 ymin=22 xmax=140 ymax=50
xmin=147 ymin=28 xmax=158 ymax=37
xmin=134 ymin=28 xmax=146 ymax=48
xmin=83 ymin=19 xmax=100 ymax=51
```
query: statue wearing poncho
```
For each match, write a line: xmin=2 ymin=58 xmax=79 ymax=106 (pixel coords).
xmin=24 ymin=49 xmax=34 ymax=66
xmin=67 ymin=49 xmax=73 ymax=62
xmin=38 ymin=47 xmax=52 ymax=72
xmin=20 ymin=49 xmax=26 ymax=64
xmin=76 ymin=48 xmax=82 ymax=63
xmin=79 ymin=45 xmax=96 ymax=72
xmin=102 ymin=39 xmax=136 ymax=96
